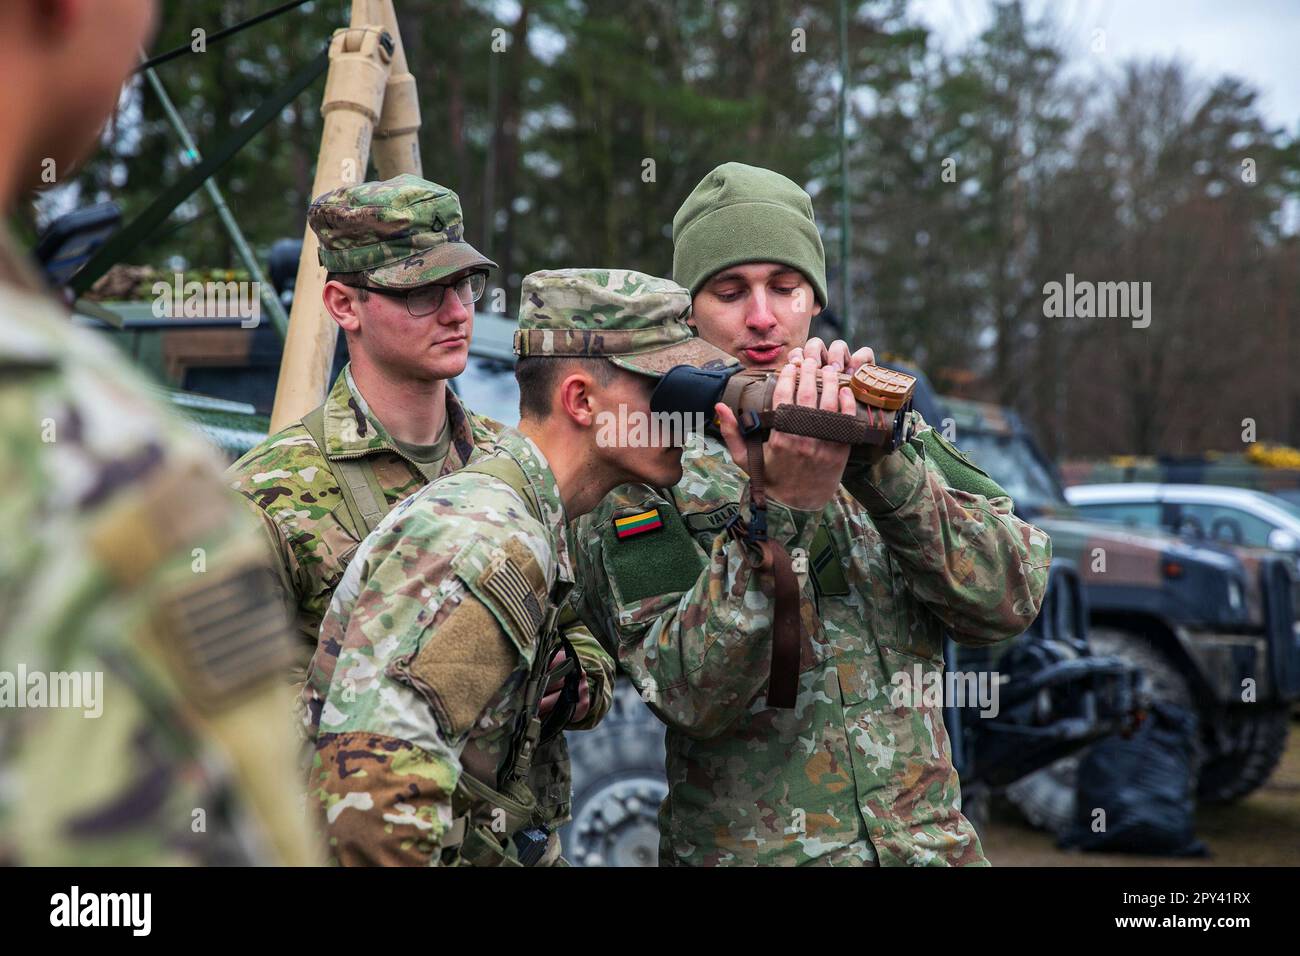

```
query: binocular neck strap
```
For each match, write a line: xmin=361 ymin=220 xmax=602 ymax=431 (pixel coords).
xmin=741 ymin=432 xmax=801 ymax=710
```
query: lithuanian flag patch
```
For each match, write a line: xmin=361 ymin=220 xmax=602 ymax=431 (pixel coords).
xmin=613 ymin=508 xmax=663 ymax=540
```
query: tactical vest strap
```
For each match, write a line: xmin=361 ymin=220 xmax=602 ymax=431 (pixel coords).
xmin=458 ymin=455 xmax=541 ymax=522
xmin=506 ymin=604 xmax=564 ymax=784
xmin=300 ymin=404 xmax=391 ymax=537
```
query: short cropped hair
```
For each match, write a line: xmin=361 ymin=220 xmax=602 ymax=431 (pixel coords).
xmin=515 ymin=356 xmax=615 ymax=421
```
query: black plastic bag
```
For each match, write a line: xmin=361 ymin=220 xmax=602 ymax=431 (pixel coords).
xmin=1059 ymin=701 xmax=1207 ymax=856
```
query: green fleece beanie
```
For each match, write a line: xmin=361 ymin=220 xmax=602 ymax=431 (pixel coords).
xmin=672 ymin=162 xmax=828 ymax=307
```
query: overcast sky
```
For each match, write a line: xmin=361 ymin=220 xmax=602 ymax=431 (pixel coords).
xmin=910 ymin=0 xmax=1300 ymax=132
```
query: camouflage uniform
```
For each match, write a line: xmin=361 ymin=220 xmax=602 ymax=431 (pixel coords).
xmin=571 ymin=390 xmax=1053 ymax=866
xmin=225 ymin=175 xmax=612 ymax=737
xmin=308 ymin=268 xmax=733 ymax=866
xmin=0 ymin=228 xmax=318 ymax=865
xmin=227 ymin=364 xmax=500 ymax=675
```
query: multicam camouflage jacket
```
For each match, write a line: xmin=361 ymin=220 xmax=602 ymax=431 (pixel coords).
xmin=225 ymin=366 xmax=500 ymax=676
xmin=308 ymin=428 xmax=615 ymax=865
xmin=232 ymin=365 xmax=612 ymax=737
xmin=571 ymin=412 xmax=1052 ymax=866
xmin=0 ymin=231 xmax=317 ymax=865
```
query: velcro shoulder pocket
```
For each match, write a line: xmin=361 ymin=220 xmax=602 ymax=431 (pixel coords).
xmin=401 ymin=592 xmax=523 ymax=739
xmin=601 ymin=497 xmax=704 ymax=607
xmin=597 ymin=495 xmax=706 ymax=638
xmin=924 ymin=428 xmax=989 ymax=474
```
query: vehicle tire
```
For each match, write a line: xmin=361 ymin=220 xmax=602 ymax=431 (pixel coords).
xmin=1196 ymin=704 xmax=1291 ymax=803
xmin=559 ymin=679 xmax=668 ymax=867
xmin=1004 ymin=627 xmax=1196 ymax=836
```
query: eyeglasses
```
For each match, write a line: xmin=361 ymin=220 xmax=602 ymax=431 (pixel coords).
xmin=355 ymin=271 xmax=488 ymax=316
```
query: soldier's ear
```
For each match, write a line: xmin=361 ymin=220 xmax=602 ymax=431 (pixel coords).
xmin=555 ymin=370 xmax=597 ymax=429
xmin=322 ymin=280 xmax=363 ymax=334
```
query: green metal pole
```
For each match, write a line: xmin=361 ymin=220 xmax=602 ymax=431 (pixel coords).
xmin=839 ymin=0 xmax=853 ymax=343
xmin=143 ymin=65 xmax=291 ymax=339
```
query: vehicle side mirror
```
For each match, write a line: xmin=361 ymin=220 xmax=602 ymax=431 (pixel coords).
xmin=1267 ymin=528 xmax=1300 ymax=553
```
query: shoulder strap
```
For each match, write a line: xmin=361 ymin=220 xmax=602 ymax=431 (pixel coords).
xmin=300 ymin=403 xmax=326 ymax=446
xmin=300 ymin=404 xmax=391 ymax=537
xmin=459 ymin=455 xmax=542 ymax=525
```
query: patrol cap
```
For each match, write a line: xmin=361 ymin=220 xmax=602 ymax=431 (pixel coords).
xmin=308 ymin=173 xmax=496 ymax=289
xmin=513 ymin=268 xmax=737 ymax=378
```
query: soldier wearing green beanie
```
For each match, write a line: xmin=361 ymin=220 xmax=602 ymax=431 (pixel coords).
xmin=570 ymin=163 xmax=1053 ymax=867
xmin=673 ymin=160 xmax=829 ymax=308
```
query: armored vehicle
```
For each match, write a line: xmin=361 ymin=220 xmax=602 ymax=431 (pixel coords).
xmin=941 ymin=397 xmax=1300 ymax=833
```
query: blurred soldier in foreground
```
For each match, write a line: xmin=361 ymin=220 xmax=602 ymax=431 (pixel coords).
xmin=227 ymin=176 xmax=611 ymax=743
xmin=571 ymin=163 xmax=1053 ymax=865
xmin=0 ymin=0 xmax=316 ymax=864
xmin=308 ymin=269 xmax=729 ymax=865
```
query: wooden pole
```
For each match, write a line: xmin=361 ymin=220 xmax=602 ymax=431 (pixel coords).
xmin=369 ymin=1 xmax=422 ymax=178
xmin=269 ymin=1 xmax=403 ymax=432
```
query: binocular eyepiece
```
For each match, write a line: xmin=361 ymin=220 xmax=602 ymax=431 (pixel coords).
xmin=649 ymin=361 xmax=917 ymax=453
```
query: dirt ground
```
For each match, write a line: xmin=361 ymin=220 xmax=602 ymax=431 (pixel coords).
xmin=982 ymin=717 xmax=1300 ymax=866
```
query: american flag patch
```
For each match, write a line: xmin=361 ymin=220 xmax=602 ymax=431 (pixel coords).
xmin=159 ymin=564 xmax=295 ymax=709
xmin=614 ymin=508 xmax=663 ymax=539
xmin=481 ymin=556 xmax=544 ymax=646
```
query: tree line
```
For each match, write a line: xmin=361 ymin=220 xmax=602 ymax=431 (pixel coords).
xmin=34 ymin=0 xmax=1300 ymax=458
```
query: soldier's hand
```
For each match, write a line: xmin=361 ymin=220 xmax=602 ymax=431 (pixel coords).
xmin=539 ymin=648 xmax=591 ymax=725
xmin=791 ymin=338 xmax=875 ymax=375
xmin=715 ymin=358 xmax=854 ymax=512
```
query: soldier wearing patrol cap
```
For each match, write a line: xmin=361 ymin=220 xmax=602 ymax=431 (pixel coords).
xmin=307 ymin=268 xmax=734 ymax=866
xmin=0 ymin=0 xmax=317 ymax=864
xmin=227 ymin=175 xmax=614 ymax=750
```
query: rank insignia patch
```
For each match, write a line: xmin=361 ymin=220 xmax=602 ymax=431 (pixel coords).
xmin=614 ymin=508 xmax=663 ymax=540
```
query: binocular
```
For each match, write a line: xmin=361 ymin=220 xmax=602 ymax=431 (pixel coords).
xmin=650 ymin=362 xmax=918 ymax=453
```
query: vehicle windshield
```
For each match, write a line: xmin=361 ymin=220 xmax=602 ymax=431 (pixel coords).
xmin=952 ymin=430 xmax=1065 ymax=506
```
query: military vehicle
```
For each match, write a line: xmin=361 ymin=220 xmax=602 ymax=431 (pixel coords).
xmin=1067 ymin=483 xmax=1300 ymax=574
xmin=940 ymin=397 xmax=1300 ymax=834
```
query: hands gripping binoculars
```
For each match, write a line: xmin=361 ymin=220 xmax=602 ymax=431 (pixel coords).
xmin=648 ymin=359 xmax=918 ymax=711
xmin=650 ymin=361 xmax=918 ymax=453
